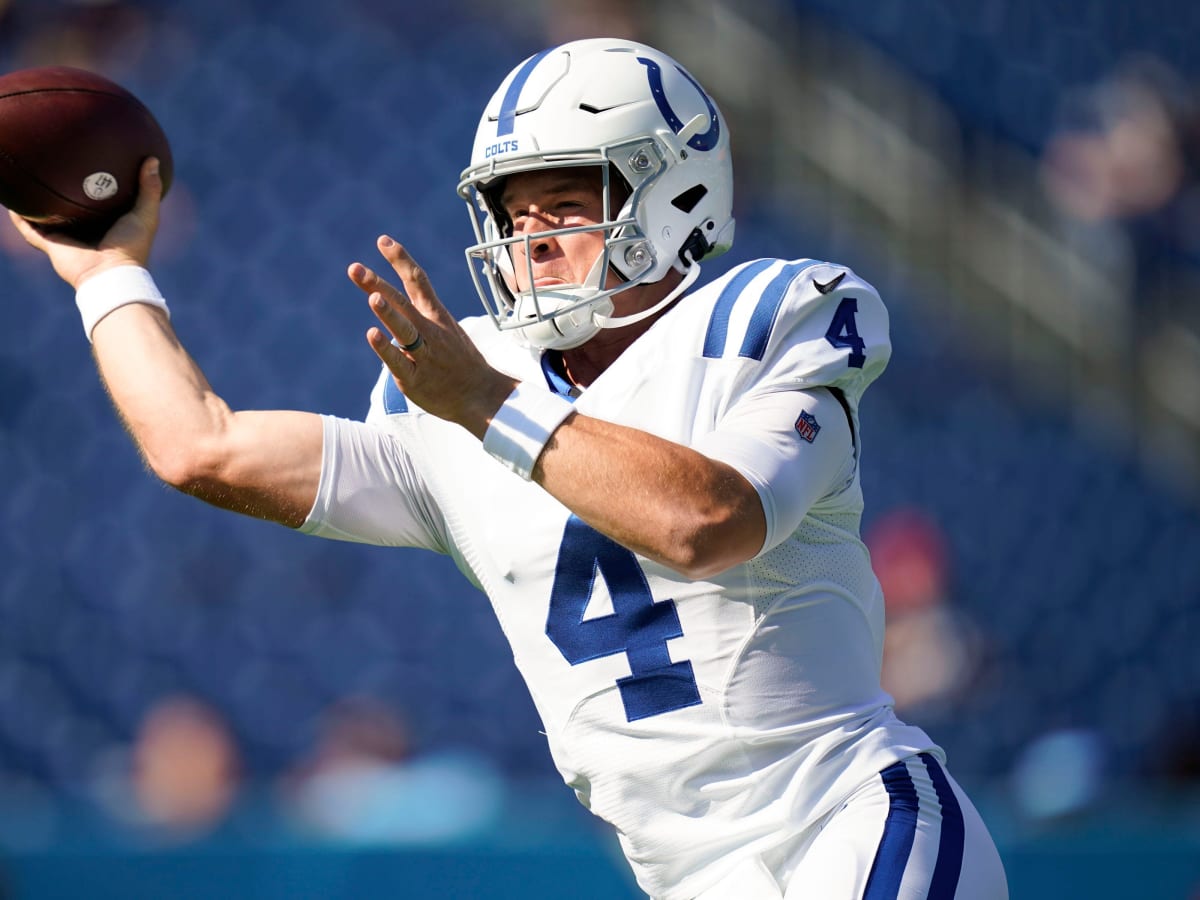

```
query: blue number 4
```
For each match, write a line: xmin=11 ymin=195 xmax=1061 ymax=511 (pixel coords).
xmin=825 ymin=297 xmax=866 ymax=368
xmin=546 ymin=516 xmax=702 ymax=722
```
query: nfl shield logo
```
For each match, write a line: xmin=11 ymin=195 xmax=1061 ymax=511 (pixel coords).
xmin=795 ymin=410 xmax=821 ymax=443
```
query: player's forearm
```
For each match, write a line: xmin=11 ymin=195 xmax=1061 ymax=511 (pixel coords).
xmin=532 ymin=414 xmax=766 ymax=579
xmin=90 ymin=303 xmax=321 ymax=525
xmin=91 ymin=302 xmax=228 ymax=474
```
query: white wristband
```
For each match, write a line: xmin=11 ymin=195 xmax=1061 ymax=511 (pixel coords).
xmin=75 ymin=265 xmax=169 ymax=342
xmin=482 ymin=383 xmax=575 ymax=480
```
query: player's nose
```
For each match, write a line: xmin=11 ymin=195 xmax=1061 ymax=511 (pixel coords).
xmin=521 ymin=222 xmax=556 ymax=258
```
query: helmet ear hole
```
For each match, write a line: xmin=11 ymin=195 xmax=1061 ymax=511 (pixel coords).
xmin=679 ymin=227 xmax=711 ymax=266
xmin=671 ymin=185 xmax=708 ymax=214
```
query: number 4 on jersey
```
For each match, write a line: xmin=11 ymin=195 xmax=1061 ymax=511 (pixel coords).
xmin=546 ymin=516 xmax=702 ymax=722
xmin=824 ymin=297 xmax=866 ymax=368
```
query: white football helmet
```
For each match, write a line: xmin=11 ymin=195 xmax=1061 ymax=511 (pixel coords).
xmin=457 ymin=38 xmax=735 ymax=350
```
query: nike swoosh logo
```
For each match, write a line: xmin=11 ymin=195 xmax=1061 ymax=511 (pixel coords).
xmin=813 ymin=272 xmax=845 ymax=294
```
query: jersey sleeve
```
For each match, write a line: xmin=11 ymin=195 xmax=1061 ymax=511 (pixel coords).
xmin=299 ymin=414 xmax=448 ymax=553
xmin=693 ymin=387 xmax=856 ymax=555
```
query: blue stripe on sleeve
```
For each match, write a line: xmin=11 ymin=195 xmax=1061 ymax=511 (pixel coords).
xmin=497 ymin=49 xmax=553 ymax=136
xmin=920 ymin=753 xmax=965 ymax=899
xmin=738 ymin=260 xmax=822 ymax=361
xmin=383 ymin=378 xmax=408 ymax=414
xmin=701 ymin=259 xmax=775 ymax=358
xmin=863 ymin=760 xmax=920 ymax=900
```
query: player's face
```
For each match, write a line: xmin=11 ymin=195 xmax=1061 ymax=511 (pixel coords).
xmin=499 ymin=168 xmax=618 ymax=292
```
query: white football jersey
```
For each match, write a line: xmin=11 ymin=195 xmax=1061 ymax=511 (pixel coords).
xmin=302 ymin=258 xmax=940 ymax=900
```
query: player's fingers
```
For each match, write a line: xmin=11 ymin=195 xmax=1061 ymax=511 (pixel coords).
xmin=347 ymin=261 xmax=412 ymax=313
xmin=7 ymin=210 xmax=46 ymax=249
xmin=6 ymin=209 xmax=88 ymax=251
xmin=346 ymin=260 xmax=387 ymax=295
xmin=367 ymin=290 xmax=423 ymax=353
xmin=376 ymin=237 xmax=449 ymax=321
xmin=366 ymin=326 xmax=416 ymax=379
xmin=349 ymin=260 xmax=428 ymax=332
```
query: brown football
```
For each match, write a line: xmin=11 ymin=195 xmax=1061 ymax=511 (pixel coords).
xmin=0 ymin=66 xmax=173 ymax=243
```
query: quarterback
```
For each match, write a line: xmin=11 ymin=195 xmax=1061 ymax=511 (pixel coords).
xmin=12 ymin=38 xmax=1007 ymax=900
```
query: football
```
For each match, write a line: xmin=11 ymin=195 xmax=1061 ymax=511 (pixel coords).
xmin=0 ymin=65 xmax=173 ymax=243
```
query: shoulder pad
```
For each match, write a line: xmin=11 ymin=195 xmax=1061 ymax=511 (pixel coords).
xmin=698 ymin=258 xmax=890 ymax=399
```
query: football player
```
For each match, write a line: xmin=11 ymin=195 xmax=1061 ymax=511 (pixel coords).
xmin=12 ymin=37 xmax=1007 ymax=900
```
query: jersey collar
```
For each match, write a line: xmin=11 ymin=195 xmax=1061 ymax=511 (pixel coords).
xmin=540 ymin=352 xmax=582 ymax=401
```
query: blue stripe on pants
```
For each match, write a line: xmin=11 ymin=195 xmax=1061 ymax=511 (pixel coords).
xmin=863 ymin=760 xmax=919 ymax=899
xmin=920 ymin=753 xmax=965 ymax=899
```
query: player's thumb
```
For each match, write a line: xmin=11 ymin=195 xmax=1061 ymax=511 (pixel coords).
xmin=133 ymin=156 xmax=163 ymax=227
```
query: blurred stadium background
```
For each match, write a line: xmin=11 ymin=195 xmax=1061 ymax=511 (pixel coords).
xmin=1 ymin=0 xmax=1199 ymax=897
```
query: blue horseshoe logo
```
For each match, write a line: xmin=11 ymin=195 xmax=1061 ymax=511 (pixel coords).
xmin=637 ymin=57 xmax=720 ymax=152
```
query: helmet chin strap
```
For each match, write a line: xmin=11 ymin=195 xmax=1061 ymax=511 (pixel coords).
xmin=592 ymin=259 xmax=701 ymax=330
xmin=508 ymin=247 xmax=702 ymax=349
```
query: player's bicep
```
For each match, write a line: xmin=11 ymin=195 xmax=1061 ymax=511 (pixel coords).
xmin=300 ymin=415 xmax=446 ymax=552
xmin=693 ymin=387 xmax=854 ymax=555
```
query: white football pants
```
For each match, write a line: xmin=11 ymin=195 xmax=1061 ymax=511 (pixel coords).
xmin=695 ymin=753 xmax=1008 ymax=899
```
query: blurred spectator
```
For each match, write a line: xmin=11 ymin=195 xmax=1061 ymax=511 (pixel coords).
xmin=132 ymin=694 xmax=241 ymax=836
xmin=537 ymin=0 xmax=644 ymax=44
xmin=477 ymin=0 xmax=646 ymax=45
xmin=1010 ymin=727 xmax=1106 ymax=821
xmin=91 ymin=694 xmax=241 ymax=842
xmin=0 ymin=0 xmax=154 ymax=76
xmin=1041 ymin=56 xmax=1200 ymax=337
xmin=866 ymin=506 xmax=983 ymax=719
xmin=278 ymin=696 xmax=505 ymax=845
xmin=282 ymin=695 xmax=412 ymax=790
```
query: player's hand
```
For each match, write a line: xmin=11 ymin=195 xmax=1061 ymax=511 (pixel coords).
xmin=348 ymin=236 xmax=517 ymax=439
xmin=7 ymin=156 xmax=162 ymax=289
